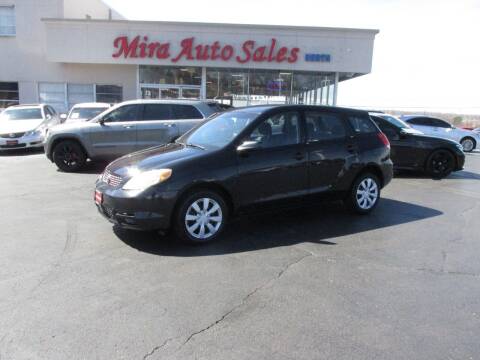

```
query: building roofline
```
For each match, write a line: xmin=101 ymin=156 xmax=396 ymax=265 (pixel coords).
xmin=41 ymin=18 xmax=379 ymax=35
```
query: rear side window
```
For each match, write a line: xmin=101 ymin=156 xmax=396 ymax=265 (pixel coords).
xmin=172 ymin=105 xmax=203 ymax=120
xmin=143 ymin=104 xmax=173 ymax=121
xmin=431 ymin=118 xmax=452 ymax=128
xmin=348 ymin=115 xmax=377 ymax=134
xmin=407 ymin=117 xmax=432 ymax=126
xmin=305 ymin=111 xmax=346 ymax=141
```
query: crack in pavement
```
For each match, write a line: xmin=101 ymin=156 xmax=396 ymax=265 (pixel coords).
xmin=179 ymin=252 xmax=313 ymax=350
xmin=143 ymin=338 xmax=172 ymax=360
xmin=417 ymin=268 xmax=480 ymax=277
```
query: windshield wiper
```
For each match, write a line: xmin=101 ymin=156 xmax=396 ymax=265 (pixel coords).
xmin=186 ymin=142 xmax=206 ymax=150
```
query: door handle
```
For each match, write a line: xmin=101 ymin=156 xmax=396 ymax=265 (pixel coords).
xmin=346 ymin=144 xmax=357 ymax=153
xmin=294 ymin=152 xmax=304 ymax=160
xmin=165 ymin=123 xmax=176 ymax=128
xmin=122 ymin=125 xmax=133 ymax=129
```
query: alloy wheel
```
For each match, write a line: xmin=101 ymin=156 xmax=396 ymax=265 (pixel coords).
xmin=185 ymin=197 xmax=223 ymax=240
xmin=461 ymin=138 xmax=474 ymax=152
xmin=430 ymin=150 xmax=453 ymax=176
xmin=57 ymin=144 xmax=80 ymax=167
xmin=356 ymin=178 xmax=379 ymax=210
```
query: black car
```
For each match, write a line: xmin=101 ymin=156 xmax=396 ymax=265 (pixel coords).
xmin=95 ymin=105 xmax=393 ymax=244
xmin=370 ymin=113 xmax=465 ymax=178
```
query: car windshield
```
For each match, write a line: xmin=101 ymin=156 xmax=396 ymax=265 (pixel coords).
xmin=0 ymin=108 xmax=43 ymax=121
xmin=69 ymin=107 xmax=108 ymax=120
xmin=379 ymin=114 xmax=411 ymax=129
xmin=181 ymin=110 xmax=259 ymax=149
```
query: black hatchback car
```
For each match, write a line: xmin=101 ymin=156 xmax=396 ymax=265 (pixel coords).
xmin=370 ymin=113 xmax=465 ymax=178
xmin=95 ymin=105 xmax=393 ymax=244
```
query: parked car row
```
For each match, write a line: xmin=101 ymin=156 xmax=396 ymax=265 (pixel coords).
xmin=0 ymin=100 xmax=475 ymax=244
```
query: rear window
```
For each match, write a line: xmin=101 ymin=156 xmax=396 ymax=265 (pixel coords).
xmin=172 ymin=105 xmax=203 ymax=120
xmin=348 ymin=115 xmax=377 ymax=134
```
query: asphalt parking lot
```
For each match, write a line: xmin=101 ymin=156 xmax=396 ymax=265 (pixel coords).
xmin=0 ymin=150 xmax=479 ymax=360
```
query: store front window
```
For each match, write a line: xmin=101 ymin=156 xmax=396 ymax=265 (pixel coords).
xmin=139 ymin=65 xmax=201 ymax=100
xmin=139 ymin=65 xmax=336 ymax=106
xmin=206 ymin=68 xmax=336 ymax=107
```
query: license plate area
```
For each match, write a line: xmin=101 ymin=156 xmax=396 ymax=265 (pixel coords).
xmin=6 ymin=140 xmax=18 ymax=146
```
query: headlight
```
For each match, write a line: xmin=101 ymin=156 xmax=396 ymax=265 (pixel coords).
xmin=122 ymin=169 xmax=172 ymax=190
xmin=25 ymin=125 xmax=47 ymax=137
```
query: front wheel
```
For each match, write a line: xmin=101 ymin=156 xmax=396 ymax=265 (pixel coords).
xmin=344 ymin=173 xmax=381 ymax=214
xmin=52 ymin=140 xmax=87 ymax=172
xmin=426 ymin=149 xmax=455 ymax=179
xmin=174 ymin=190 xmax=228 ymax=244
xmin=460 ymin=137 xmax=476 ymax=152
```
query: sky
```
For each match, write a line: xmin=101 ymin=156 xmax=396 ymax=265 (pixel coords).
xmin=103 ymin=0 xmax=480 ymax=114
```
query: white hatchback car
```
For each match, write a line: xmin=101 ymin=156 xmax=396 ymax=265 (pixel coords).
xmin=63 ymin=102 xmax=111 ymax=123
xmin=0 ymin=104 xmax=61 ymax=151
xmin=400 ymin=115 xmax=480 ymax=152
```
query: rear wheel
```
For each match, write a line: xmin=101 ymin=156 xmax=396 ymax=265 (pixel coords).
xmin=460 ymin=137 xmax=476 ymax=152
xmin=174 ymin=190 xmax=228 ymax=244
xmin=52 ymin=140 xmax=86 ymax=172
xmin=344 ymin=172 xmax=381 ymax=214
xmin=426 ymin=149 xmax=455 ymax=179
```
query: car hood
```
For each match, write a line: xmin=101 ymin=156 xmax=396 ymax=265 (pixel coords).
xmin=49 ymin=121 xmax=94 ymax=134
xmin=0 ymin=119 xmax=44 ymax=133
xmin=107 ymin=142 xmax=205 ymax=177
xmin=409 ymin=133 xmax=460 ymax=146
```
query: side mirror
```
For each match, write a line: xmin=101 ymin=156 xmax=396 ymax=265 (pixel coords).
xmin=98 ymin=117 xmax=106 ymax=125
xmin=236 ymin=140 xmax=261 ymax=153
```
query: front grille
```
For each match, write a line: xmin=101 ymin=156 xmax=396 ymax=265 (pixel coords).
xmin=0 ymin=143 xmax=26 ymax=149
xmin=101 ymin=170 xmax=123 ymax=187
xmin=0 ymin=132 xmax=26 ymax=139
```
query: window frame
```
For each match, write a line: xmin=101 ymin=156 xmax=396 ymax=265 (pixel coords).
xmin=102 ymin=104 xmax=141 ymax=123
xmin=171 ymin=104 xmax=204 ymax=120
xmin=242 ymin=110 xmax=303 ymax=150
xmin=140 ymin=103 xmax=175 ymax=121
xmin=304 ymin=110 xmax=348 ymax=143
xmin=0 ymin=6 xmax=15 ymax=37
xmin=347 ymin=114 xmax=378 ymax=135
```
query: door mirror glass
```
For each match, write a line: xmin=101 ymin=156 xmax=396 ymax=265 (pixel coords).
xmin=237 ymin=140 xmax=261 ymax=152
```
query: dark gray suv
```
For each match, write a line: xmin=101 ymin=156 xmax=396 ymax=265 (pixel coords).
xmin=44 ymin=100 xmax=221 ymax=172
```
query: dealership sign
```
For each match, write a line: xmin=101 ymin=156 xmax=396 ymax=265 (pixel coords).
xmin=112 ymin=36 xmax=301 ymax=64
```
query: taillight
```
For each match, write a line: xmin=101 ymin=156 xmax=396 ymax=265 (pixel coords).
xmin=377 ymin=132 xmax=390 ymax=148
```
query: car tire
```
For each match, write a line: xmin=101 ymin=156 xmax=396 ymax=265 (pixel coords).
xmin=344 ymin=172 xmax=381 ymax=215
xmin=174 ymin=190 xmax=228 ymax=244
xmin=426 ymin=149 xmax=455 ymax=179
xmin=52 ymin=140 xmax=87 ymax=172
xmin=460 ymin=137 xmax=476 ymax=152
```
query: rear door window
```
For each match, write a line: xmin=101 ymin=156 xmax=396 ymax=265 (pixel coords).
xmin=348 ymin=115 xmax=377 ymax=134
xmin=172 ymin=105 xmax=203 ymax=120
xmin=305 ymin=111 xmax=346 ymax=141
xmin=407 ymin=117 xmax=434 ymax=126
xmin=142 ymin=104 xmax=174 ymax=121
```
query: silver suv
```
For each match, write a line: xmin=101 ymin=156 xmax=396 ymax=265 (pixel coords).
xmin=45 ymin=100 xmax=222 ymax=171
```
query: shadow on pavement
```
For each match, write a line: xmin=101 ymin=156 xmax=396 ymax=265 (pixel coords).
xmin=114 ymin=198 xmax=443 ymax=257
xmin=0 ymin=148 xmax=44 ymax=156
xmin=395 ymin=169 xmax=480 ymax=181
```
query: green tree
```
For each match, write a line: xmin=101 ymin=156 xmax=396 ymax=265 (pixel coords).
xmin=453 ymin=116 xmax=463 ymax=126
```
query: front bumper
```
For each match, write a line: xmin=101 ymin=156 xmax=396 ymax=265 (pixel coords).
xmin=94 ymin=181 xmax=179 ymax=231
xmin=0 ymin=133 xmax=44 ymax=150
xmin=455 ymin=150 xmax=466 ymax=171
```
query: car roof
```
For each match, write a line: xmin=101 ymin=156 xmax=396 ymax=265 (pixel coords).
xmin=70 ymin=102 xmax=111 ymax=108
xmin=7 ymin=104 xmax=44 ymax=109
xmin=120 ymin=99 xmax=217 ymax=106
xmin=232 ymin=104 xmax=369 ymax=115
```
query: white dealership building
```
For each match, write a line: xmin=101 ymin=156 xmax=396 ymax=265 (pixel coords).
xmin=0 ymin=0 xmax=378 ymax=112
